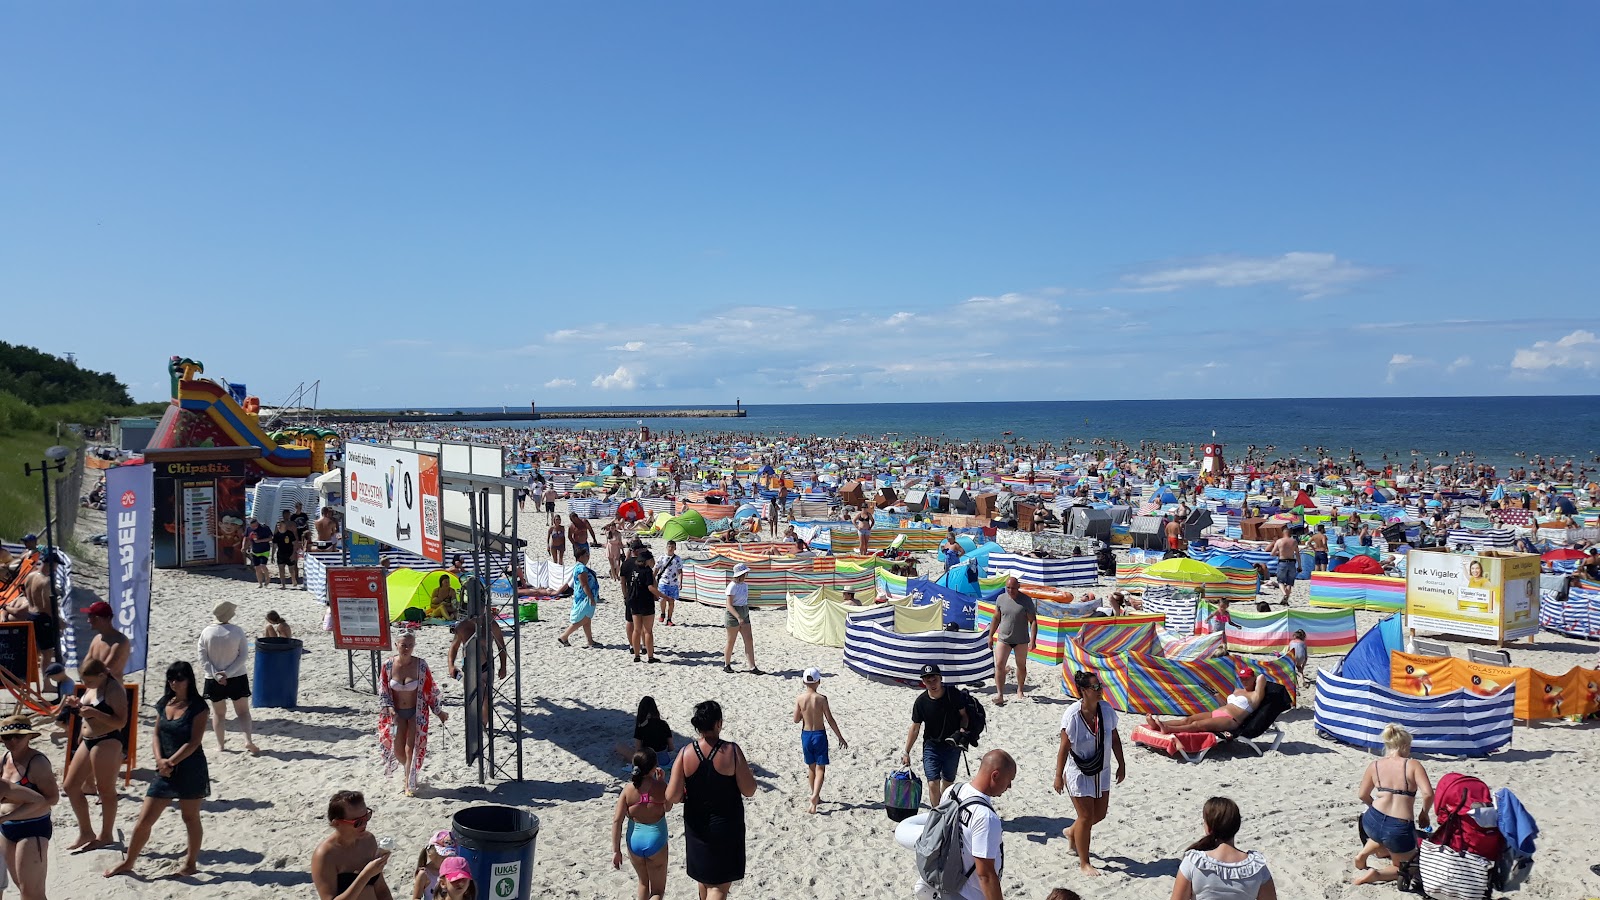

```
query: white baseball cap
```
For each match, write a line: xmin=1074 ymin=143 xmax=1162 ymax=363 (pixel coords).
xmin=802 ymin=667 xmax=822 ymax=683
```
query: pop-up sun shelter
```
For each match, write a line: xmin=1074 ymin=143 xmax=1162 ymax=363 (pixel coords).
xmin=386 ymin=569 xmax=461 ymax=622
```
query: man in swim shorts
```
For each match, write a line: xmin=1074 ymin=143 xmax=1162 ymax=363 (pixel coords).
xmin=793 ymin=667 xmax=847 ymax=814
xmin=1271 ymin=531 xmax=1300 ymax=603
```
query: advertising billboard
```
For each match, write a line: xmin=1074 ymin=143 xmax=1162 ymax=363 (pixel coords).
xmin=1405 ymin=548 xmax=1542 ymax=642
xmin=345 ymin=442 xmax=442 ymax=562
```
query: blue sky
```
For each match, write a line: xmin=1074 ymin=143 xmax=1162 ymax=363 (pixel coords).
xmin=3 ymin=3 xmax=1598 ymax=407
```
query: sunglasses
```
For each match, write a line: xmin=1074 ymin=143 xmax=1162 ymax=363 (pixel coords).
xmin=1081 ymin=682 xmax=1104 ymax=691
xmin=335 ymin=810 xmax=373 ymax=827
xmin=0 ymin=734 xmax=29 ymax=742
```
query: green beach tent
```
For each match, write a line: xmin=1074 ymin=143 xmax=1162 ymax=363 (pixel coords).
xmin=660 ymin=509 xmax=709 ymax=543
xmin=386 ymin=569 xmax=461 ymax=622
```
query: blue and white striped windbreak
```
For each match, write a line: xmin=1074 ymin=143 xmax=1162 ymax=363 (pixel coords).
xmin=1314 ymin=670 xmax=1515 ymax=757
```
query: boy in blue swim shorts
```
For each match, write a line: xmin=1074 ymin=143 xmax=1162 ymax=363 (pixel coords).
xmin=793 ymin=667 xmax=849 ymax=814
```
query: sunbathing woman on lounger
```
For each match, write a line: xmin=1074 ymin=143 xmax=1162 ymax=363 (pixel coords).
xmin=1145 ymin=663 xmax=1269 ymax=734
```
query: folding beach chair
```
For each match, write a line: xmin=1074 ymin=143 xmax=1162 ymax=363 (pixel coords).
xmin=1130 ymin=681 xmax=1291 ymax=762
xmin=1414 ymin=638 xmax=1452 ymax=658
xmin=1466 ymin=647 xmax=1511 ymax=667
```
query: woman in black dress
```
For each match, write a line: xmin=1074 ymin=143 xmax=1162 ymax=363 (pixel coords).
xmin=665 ymin=701 xmax=756 ymax=900
xmin=105 ymin=660 xmax=211 ymax=878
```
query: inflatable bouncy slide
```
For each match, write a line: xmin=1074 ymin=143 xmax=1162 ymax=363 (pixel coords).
xmin=148 ymin=357 xmax=319 ymax=477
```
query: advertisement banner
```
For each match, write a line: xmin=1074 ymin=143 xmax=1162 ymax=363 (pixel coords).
xmin=344 ymin=442 xmax=442 ymax=562
xmin=1405 ymin=549 xmax=1542 ymax=641
xmin=327 ymin=567 xmax=391 ymax=651
xmin=347 ymin=532 xmax=381 ymax=567
xmin=107 ymin=464 xmax=155 ymax=675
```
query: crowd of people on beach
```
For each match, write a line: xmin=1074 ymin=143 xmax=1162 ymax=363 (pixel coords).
xmin=7 ymin=418 xmax=1585 ymax=898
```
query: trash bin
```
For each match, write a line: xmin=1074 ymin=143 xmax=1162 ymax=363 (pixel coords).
xmin=453 ymin=806 xmax=538 ymax=900
xmin=252 ymin=637 xmax=304 ymax=708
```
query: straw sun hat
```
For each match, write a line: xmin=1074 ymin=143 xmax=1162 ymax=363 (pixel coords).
xmin=0 ymin=716 xmax=41 ymax=739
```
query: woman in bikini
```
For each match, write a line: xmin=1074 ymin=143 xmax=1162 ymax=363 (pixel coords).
xmin=379 ymin=631 xmax=447 ymax=795
xmin=1145 ymin=663 xmax=1269 ymax=735
xmin=263 ymin=610 xmax=293 ymax=639
xmin=611 ymin=747 xmax=673 ymax=900
xmin=547 ymin=520 xmax=566 ymax=566
xmin=0 ymin=714 xmax=57 ymax=900
xmin=63 ymin=657 xmax=128 ymax=852
xmin=1353 ymin=724 xmax=1434 ymax=886
xmin=311 ymin=790 xmax=392 ymax=900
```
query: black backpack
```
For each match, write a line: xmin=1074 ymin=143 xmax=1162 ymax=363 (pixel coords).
xmin=950 ymin=687 xmax=986 ymax=749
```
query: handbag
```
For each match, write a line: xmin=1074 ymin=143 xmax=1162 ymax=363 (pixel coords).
xmin=1068 ymin=705 xmax=1107 ymax=778
xmin=884 ymin=768 xmax=922 ymax=822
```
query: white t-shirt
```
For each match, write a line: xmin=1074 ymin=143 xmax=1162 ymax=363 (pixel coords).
xmin=726 ymin=581 xmax=749 ymax=607
xmin=197 ymin=622 xmax=249 ymax=679
xmin=953 ymin=783 xmax=1001 ymax=900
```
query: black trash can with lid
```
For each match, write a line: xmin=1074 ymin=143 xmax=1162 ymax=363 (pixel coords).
xmin=452 ymin=805 xmax=538 ymax=900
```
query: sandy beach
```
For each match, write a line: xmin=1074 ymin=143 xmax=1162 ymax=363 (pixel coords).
xmin=34 ymin=500 xmax=1600 ymax=899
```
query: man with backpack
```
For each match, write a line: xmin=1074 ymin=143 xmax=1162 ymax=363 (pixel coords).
xmin=913 ymin=749 xmax=1015 ymax=900
xmin=900 ymin=664 xmax=974 ymax=812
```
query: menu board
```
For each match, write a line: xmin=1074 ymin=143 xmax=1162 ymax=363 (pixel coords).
xmin=181 ymin=483 xmax=217 ymax=565
xmin=328 ymin=567 xmax=390 ymax=650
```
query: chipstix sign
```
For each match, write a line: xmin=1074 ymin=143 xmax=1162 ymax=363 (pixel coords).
xmin=344 ymin=442 xmax=442 ymax=562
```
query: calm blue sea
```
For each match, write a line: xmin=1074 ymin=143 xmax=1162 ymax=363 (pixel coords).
xmin=395 ymin=397 xmax=1600 ymax=470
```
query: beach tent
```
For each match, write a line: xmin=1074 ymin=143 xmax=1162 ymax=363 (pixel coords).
xmin=386 ymin=569 xmax=461 ymax=622
xmin=661 ymin=509 xmax=709 ymax=542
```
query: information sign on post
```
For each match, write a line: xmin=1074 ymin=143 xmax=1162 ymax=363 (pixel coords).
xmin=328 ymin=567 xmax=391 ymax=651
xmin=344 ymin=442 xmax=443 ymax=562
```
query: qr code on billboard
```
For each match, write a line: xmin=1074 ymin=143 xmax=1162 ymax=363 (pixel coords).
xmin=422 ymin=495 xmax=440 ymax=539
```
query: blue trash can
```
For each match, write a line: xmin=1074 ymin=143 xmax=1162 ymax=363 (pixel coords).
xmin=453 ymin=806 xmax=538 ymax=900
xmin=252 ymin=637 xmax=303 ymax=708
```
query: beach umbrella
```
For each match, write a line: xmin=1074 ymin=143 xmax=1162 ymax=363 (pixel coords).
xmin=1143 ymin=557 xmax=1227 ymax=584
xmin=574 ymin=480 xmax=597 ymax=489
xmin=1542 ymin=548 xmax=1586 ymax=562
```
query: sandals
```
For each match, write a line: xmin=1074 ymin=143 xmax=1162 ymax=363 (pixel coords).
xmin=647 ymin=657 xmax=661 ymax=664
xmin=557 ymin=637 xmax=571 ymax=647
xmin=723 ymin=665 xmax=735 ymax=674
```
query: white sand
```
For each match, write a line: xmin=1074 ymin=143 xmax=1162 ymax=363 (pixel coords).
xmin=41 ymin=503 xmax=1600 ymax=899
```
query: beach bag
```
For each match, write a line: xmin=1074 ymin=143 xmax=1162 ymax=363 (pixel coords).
xmin=914 ymin=786 xmax=992 ymax=899
xmin=884 ymin=768 xmax=922 ymax=822
xmin=1415 ymin=841 xmax=1493 ymax=900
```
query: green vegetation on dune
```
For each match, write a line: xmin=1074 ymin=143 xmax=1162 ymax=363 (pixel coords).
xmin=0 ymin=345 xmax=164 ymax=540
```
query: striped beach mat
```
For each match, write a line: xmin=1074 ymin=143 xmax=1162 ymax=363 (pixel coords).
xmin=1212 ymin=604 xmax=1358 ymax=656
xmin=1313 ymin=670 xmax=1515 ymax=757
xmin=1307 ymin=571 xmax=1406 ymax=613
xmin=987 ymin=553 xmax=1098 ymax=587
xmin=843 ymin=605 xmax=990 ymax=686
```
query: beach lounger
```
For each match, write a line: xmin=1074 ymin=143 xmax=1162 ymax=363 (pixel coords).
xmin=1130 ymin=723 xmax=1284 ymax=762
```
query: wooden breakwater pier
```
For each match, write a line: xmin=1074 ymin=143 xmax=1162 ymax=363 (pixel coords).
xmin=283 ymin=408 xmax=746 ymax=424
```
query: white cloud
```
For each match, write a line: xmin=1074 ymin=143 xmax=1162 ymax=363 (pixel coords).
xmin=591 ymin=366 xmax=638 ymax=390
xmin=1511 ymin=330 xmax=1600 ymax=373
xmin=884 ymin=312 xmax=916 ymax=326
xmin=1122 ymin=252 xmax=1385 ymax=299
xmin=1386 ymin=353 xmax=1429 ymax=383
xmin=1446 ymin=356 xmax=1473 ymax=374
xmin=542 ymin=378 xmax=575 ymax=388
xmin=607 ymin=341 xmax=648 ymax=352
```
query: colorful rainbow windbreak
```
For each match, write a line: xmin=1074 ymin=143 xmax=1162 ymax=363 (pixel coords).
xmin=1059 ymin=622 xmax=1300 ymax=715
